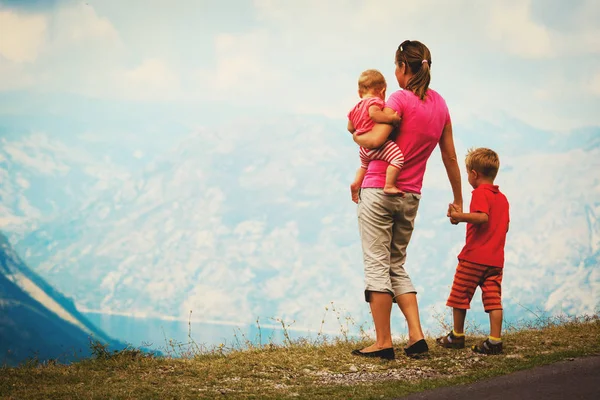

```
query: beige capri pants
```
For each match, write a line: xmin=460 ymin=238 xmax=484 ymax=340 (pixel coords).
xmin=357 ymin=188 xmax=421 ymax=302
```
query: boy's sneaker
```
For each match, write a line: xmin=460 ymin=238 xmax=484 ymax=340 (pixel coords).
xmin=436 ymin=331 xmax=465 ymax=349
xmin=472 ymin=339 xmax=503 ymax=355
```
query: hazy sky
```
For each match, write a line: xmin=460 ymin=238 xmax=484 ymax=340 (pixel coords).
xmin=1 ymin=0 xmax=599 ymax=132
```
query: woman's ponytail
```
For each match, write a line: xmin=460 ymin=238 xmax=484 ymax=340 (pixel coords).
xmin=396 ymin=40 xmax=432 ymax=100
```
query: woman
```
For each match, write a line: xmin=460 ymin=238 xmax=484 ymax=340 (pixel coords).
xmin=351 ymin=40 xmax=463 ymax=359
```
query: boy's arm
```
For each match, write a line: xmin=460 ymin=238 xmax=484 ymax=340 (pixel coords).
xmin=448 ymin=205 xmax=489 ymax=225
xmin=369 ymin=106 xmax=401 ymax=126
xmin=347 ymin=120 xmax=356 ymax=134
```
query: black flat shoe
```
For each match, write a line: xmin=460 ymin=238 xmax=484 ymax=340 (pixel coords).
xmin=403 ymin=339 xmax=429 ymax=358
xmin=351 ymin=347 xmax=395 ymax=360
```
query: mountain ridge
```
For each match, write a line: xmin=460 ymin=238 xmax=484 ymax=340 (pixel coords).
xmin=1 ymin=116 xmax=599 ymax=336
xmin=0 ymin=232 xmax=121 ymax=366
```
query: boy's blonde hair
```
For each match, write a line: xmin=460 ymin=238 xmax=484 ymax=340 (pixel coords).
xmin=358 ymin=69 xmax=386 ymax=96
xmin=465 ymin=147 xmax=500 ymax=180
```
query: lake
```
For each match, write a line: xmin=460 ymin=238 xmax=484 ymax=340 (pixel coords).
xmin=84 ymin=312 xmax=333 ymax=355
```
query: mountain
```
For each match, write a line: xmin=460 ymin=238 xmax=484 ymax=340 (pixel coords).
xmin=4 ymin=116 xmax=600 ymax=336
xmin=0 ymin=132 xmax=136 ymax=244
xmin=12 ymin=116 xmax=364 ymax=327
xmin=0 ymin=232 xmax=119 ymax=366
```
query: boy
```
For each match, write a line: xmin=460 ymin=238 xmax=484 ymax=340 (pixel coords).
xmin=438 ymin=148 xmax=510 ymax=354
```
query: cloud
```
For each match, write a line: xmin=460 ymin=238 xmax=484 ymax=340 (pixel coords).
xmin=51 ymin=3 xmax=120 ymax=47
xmin=0 ymin=3 xmax=123 ymax=94
xmin=195 ymin=30 xmax=286 ymax=105
xmin=590 ymin=71 xmax=600 ymax=96
xmin=0 ymin=0 xmax=599 ymax=131
xmin=0 ymin=60 xmax=35 ymax=90
xmin=0 ymin=10 xmax=47 ymax=62
xmin=487 ymin=0 xmax=553 ymax=58
xmin=533 ymin=0 xmax=600 ymax=56
xmin=245 ymin=0 xmax=600 ymax=129
xmin=116 ymin=59 xmax=181 ymax=101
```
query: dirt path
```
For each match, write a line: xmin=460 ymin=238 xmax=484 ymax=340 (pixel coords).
xmin=396 ymin=355 xmax=600 ymax=400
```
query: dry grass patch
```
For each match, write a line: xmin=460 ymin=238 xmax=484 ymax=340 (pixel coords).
xmin=1 ymin=315 xmax=598 ymax=399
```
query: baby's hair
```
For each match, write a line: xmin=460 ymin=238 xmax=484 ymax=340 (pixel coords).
xmin=358 ymin=69 xmax=387 ymax=96
xmin=465 ymin=148 xmax=500 ymax=179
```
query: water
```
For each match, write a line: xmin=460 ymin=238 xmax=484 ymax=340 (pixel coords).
xmin=85 ymin=307 xmax=536 ymax=357
xmin=84 ymin=313 xmax=323 ymax=354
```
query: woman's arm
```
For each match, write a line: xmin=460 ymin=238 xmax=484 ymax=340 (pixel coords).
xmin=347 ymin=120 xmax=356 ymax=134
xmin=352 ymin=107 xmax=396 ymax=149
xmin=439 ymin=122 xmax=463 ymax=212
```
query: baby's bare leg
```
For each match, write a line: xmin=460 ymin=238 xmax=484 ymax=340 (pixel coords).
xmin=383 ymin=165 xmax=403 ymax=196
xmin=351 ymin=167 xmax=367 ymax=204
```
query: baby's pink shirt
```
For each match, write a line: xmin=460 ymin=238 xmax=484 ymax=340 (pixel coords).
xmin=347 ymin=97 xmax=386 ymax=135
xmin=361 ymin=89 xmax=451 ymax=194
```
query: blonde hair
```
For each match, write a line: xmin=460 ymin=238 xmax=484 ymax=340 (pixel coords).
xmin=465 ymin=148 xmax=500 ymax=180
xmin=358 ymin=69 xmax=386 ymax=96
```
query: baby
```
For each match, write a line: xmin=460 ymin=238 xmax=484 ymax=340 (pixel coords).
xmin=347 ymin=69 xmax=404 ymax=203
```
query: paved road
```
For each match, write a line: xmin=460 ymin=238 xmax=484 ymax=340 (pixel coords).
xmin=396 ymin=355 xmax=600 ymax=400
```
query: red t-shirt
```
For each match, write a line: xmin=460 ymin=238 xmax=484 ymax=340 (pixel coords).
xmin=458 ymin=184 xmax=510 ymax=268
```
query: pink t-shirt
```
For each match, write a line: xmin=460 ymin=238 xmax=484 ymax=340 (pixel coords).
xmin=361 ymin=89 xmax=450 ymax=194
xmin=347 ymin=97 xmax=386 ymax=135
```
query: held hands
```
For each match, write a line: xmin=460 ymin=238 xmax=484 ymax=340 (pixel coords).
xmin=447 ymin=203 xmax=461 ymax=225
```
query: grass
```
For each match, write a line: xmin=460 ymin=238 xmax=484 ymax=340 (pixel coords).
xmin=1 ymin=314 xmax=599 ymax=399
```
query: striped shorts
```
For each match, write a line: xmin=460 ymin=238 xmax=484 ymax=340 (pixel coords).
xmin=446 ymin=260 xmax=503 ymax=312
xmin=359 ymin=140 xmax=404 ymax=170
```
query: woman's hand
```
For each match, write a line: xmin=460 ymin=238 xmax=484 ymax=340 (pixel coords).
xmin=350 ymin=183 xmax=360 ymax=203
xmin=391 ymin=112 xmax=401 ymax=127
xmin=447 ymin=202 xmax=461 ymax=225
xmin=353 ymin=123 xmax=394 ymax=149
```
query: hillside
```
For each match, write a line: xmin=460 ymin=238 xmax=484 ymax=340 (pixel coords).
xmin=0 ymin=316 xmax=598 ymax=399
xmin=1 ymin=117 xmax=599 ymax=335
xmin=0 ymin=232 xmax=120 ymax=366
